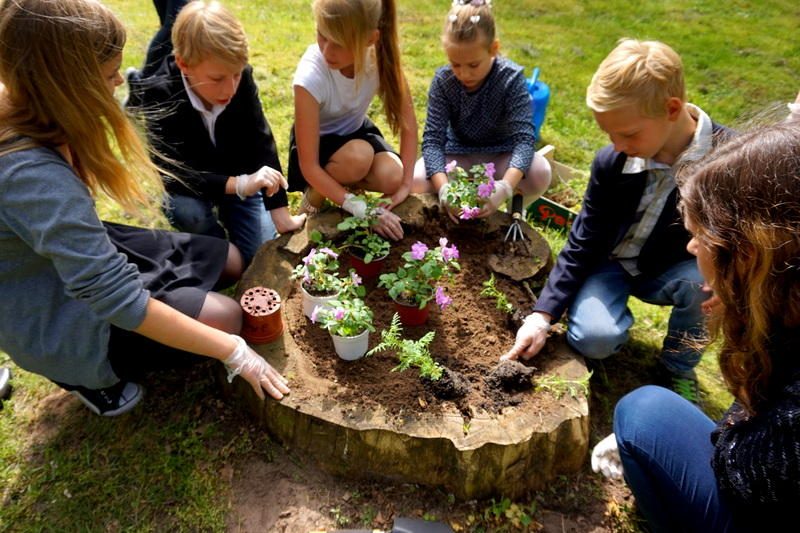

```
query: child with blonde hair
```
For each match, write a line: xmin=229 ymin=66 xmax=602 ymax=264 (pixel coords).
xmin=412 ymin=0 xmax=552 ymax=219
xmin=0 ymin=0 xmax=288 ymax=416
xmin=290 ymin=0 xmax=418 ymax=240
xmin=504 ymin=39 xmax=731 ymax=404
xmin=131 ymin=1 xmax=304 ymax=265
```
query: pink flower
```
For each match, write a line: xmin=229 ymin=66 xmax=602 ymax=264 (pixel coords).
xmin=485 ymin=162 xmax=496 ymax=180
xmin=319 ymin=247 xmax=338 ymax=258
xmin=333 ymin=307 xmax=346 ymax=320
xmin=439 ymin=237 xmax=449 ymax=248
xmin=302 ymin=248 xmax=317 ymax=265
xmin=435 ymin=286 xmax=452 ymax=310
xmin=441 ymin=244 xmax=459 ymax=262
xmin=310 ymin=305 xmax=321 ymax=323
xmin=445 ymin=160 xmax=458 ymax=174
xmin=460 ymin=206 xmax=481 ymax=220
xmin=477 ymin=178 xmax=495 ymax=199
xmin=302 ymin=272 xmax=311 ymax=285
xmin=350 ymin=271 xmax=362 ymax=286
xmin=411 ymin=241 xmax=429 ymax=260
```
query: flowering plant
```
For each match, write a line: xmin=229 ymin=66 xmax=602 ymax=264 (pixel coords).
xmin=290 ymin=231 xmax=342 ymax=295
xmin=337 ymin=194 xmax=391 ymax=263
xmin=311 ymin=271 xmax=374 ymax=337
xmin=443 ymin=161 xmax=497 ymax=220
xmin=378 ymin=237 xmax=460 ymax=309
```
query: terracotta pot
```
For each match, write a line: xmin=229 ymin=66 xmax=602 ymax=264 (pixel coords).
xmin=330 ymin=329 xmax=370 ymax=361
xmin=348 ymin=250 xmax=388 ymax=279
xmin=394 ymin=299 xmax=430 ymax=326
xmin=301 ymin=284 xmax=339 ymax=319
xmin=240 ymin=287 xmax=283 ymax=344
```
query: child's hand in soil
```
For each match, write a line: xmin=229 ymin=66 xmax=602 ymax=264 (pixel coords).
xmin=477 ymin=180 xmax=513 ymax=218
xmin=223 ymin=335 xmax=290 ymax=400
xmin=591 ymin=433 xmax=623 ymax=480
xmin=501 ymin=312 xmax=551 ymax=361
xmin=374 ymin=208 xmax=404 ymax=241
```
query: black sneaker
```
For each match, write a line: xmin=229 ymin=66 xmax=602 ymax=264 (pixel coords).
xmin=657 ymin=366 xmax=701 ymax=406
xmin=68 ymin=381 xmax=143 ymax=417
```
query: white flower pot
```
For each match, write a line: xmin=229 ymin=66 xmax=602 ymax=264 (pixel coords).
xmin=330 ymin=329 xmax=369 ymax=361
xmin=301 ymin=284 xmax=339 ymax=319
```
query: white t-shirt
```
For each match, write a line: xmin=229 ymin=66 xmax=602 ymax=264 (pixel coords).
xmin=292 ymin=44 xmax=379 ymax=136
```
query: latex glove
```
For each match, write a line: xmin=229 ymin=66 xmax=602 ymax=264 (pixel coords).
xmin=478 ymin=180 xmax=513 ymax=218
xmin=235 ymin=166 xmax=287 ymax=199
xmin=437 ymin=182 xmax=460 ymax=223
xmin=591 ymin=433 xmax=623 ymax=480
xmin=788 ymin=102 xmax=800 ymax=123
xmin=373 ymin=207 xmax=404 ymax=241
xmin=342 ymin=193 xmax=368 ymax=218
xmin=223 ymin=335 xmax=290 ymax=400
xmin=500 ymin=312 xmax=551 ymax=361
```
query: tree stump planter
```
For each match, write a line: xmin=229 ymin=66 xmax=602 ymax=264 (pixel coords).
xmin=231 ymin=194 xmax=590 ymax=500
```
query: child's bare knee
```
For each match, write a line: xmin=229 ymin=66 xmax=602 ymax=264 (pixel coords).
xmin=327 ymin=140 xmax=374 ymax=183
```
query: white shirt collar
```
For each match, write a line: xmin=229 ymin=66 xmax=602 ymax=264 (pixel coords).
xmin=181 ymin=73 xmax=228 ymax=145
xmin=622 ymin=103 xmax=714 ymax=174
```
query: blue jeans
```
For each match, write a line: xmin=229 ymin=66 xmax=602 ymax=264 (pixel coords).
xmin=566 ymin=259 xmax=707 ymax=375
xmin=614 ymin=386 xmax=744 ymax=532
xmin=164 ymin=193 xmax=277 ymax=265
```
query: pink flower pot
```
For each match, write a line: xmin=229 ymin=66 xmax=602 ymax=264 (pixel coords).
xmin=240 ymin=287 xmax=284 ymax=344
xmin=348 ymin=251 xmax=388 ymax=279
xmin=394 ymin=299 xmax=430 ymax=326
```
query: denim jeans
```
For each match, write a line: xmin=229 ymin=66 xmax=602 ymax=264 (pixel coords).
xmin=566 ymin=259 xmax=706 ymax=375
xmin=164 ymin=192 xmax=277 ymax=265
xmin=614 ymin=386 xmax=745 ymax=532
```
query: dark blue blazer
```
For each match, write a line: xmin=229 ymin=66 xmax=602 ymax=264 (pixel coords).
xmin=534 ymin=122 xmax=731 ymax=320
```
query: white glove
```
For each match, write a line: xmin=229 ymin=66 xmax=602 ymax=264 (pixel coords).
xmin=437 ymin=182 xmax=461 ymax=222
xmin=500 ymin=312 xmax=551 ymax=361
xmin=342 ymin=193 xmax=368 ymax=218
xmin=788 ymin=102 xmax=800 ymax=123
xmin=223 ymin=335 xmax=290 ymax=400
xmin=479 ymin=180 xmax=513 ymax=217
xmin=235 ymin=166 xmax=288 ymax=200
xmin=591 ymin=433 xmax=623 ymax=480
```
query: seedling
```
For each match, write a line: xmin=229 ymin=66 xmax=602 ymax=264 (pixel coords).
xmin=368 ymin=313 xmax=443 ymax=380
xmin=480 ymin=274 xmax=514 ymax=314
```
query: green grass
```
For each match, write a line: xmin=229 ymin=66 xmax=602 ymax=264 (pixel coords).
xmin=1 ymin=0 xmax=794 ymax=530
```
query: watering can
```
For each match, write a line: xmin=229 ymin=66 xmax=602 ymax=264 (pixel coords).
xmin=527 ymin=67 xmax=550 ymax=141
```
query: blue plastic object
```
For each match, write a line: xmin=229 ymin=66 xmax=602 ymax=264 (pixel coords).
xmin=527 ymin=66 xmax=550 ymax=141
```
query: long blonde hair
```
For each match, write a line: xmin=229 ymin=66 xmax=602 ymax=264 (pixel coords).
xmin=0 ymin=0 xmax=163 ymax=213
xmin=679 ymin=123 xmax=800 ymax=414
xmin=313 ymin=0 xmax=407 ymax=134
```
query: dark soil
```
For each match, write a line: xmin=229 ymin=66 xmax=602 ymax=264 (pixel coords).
xmin=485 ymin=359 xmax=536 ymax=392
xmin=284 ymin=209 xmax=567 ymax=421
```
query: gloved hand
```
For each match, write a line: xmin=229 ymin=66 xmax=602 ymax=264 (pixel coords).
xmin=373 ymin=207 xmax=404 ymax=241
xmin=223 ymin=335 xmax=290 ymax=400
xmin=235 ymin=166 xmax=288 ymax=200
xmin=437 ymin=182 xmax=460 ymax=222
xmin=500 ymin=312 xmax=551 ymax=361
xmin=478 ymin=180 xmax=513 ymax=217
xmin=591 ymin=433 xmax=623 ymax=480
xmin=788 ymin=102 xmax=800 ymax=123
xmin=342 ymin=193 xmax=368 ymax=218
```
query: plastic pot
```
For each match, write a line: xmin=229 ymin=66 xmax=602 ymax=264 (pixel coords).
xmin=394 ymin=299 xmax=430 ymax=326
xmin=301 ymin=284 xmax=339 ymax=319
xmin=348 ymin=250 xmax=388 ymax=279
xmin=330 ymin=329 xmax=370 ymax=361
xmin=240 ymin=287 xmax=283 ymax=344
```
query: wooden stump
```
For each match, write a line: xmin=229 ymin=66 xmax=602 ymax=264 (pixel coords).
xmin=228 ymin=195 xmax=590 ymax=499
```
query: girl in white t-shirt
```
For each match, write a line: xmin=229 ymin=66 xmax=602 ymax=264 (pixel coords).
xmin=289 ymin=0 xmax=417 ymax=240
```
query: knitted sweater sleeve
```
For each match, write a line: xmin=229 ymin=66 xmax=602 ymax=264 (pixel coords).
xmin=420 ymin=71 xmax=451 ymax=178
xmin=712 ymin=382 xmax=800 ymax=508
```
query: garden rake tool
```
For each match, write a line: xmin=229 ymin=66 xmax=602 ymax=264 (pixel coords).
xmin=504 ymin=194 xmax=526 ymax=243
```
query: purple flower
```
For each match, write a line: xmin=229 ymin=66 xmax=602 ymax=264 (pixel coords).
xmin=333 ymin=307 xmax=346 ymax=320
xmin=310 ymin=305 xmax=321 ymax=323
xmin=319 ymin=247 xmax=338 ymax=259
xmin=477 ymin=178 xmax=495 ymax=199
xmin=302 ymin=248 xmax=317 ymax=265
xmin=439 ymin=237 xmax=449 ymax=248
xmin=445 ymin=160 xmax=458 ymax=174
xmin=411 ymin=241 xmax=429 ymax=260
xmin=435 ymin=286 xmax=452 ymax=310
xmin=484 ymin=162 xmax=496 ymax=180
xmin=302 ymin=272 xmax=311 ymax=285
xmin=350 ymin=272 xmax=362 ymax=286
xmin=460 ymin=206 xmax=481 ymax=220
xmin=442 ymin=244 xmax=460 ymax=262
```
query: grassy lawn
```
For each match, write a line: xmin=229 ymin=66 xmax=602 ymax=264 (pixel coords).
xmin=1 ymin=0 xmax=798 ymax=531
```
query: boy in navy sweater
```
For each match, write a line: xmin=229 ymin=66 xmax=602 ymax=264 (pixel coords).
xmin=503 ymin=39 xmax=730 ymax=403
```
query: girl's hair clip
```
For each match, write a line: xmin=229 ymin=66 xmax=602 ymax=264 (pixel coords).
xmin=452 ymin=0 xmax=492 ymax=6
xmin=470 ymin=15 xmax=480 ymax=23
xmin=448 ymin=14 xmax=458 ymax=22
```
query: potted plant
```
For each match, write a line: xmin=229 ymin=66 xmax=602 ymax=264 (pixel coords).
xmin=337 ymin=194 xmax=391 ymax=278
xmin=442 ymin=160 xmax=497 ymax=220
xmin=378 ymin=237 xmax=461 ymax=326
xmin=312 ymin=272 xmax=374 ymax=360
xmin=290 ymin=231 xmax=343 ymax=319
